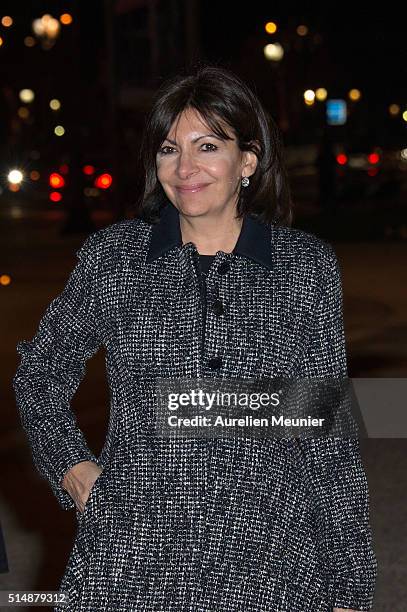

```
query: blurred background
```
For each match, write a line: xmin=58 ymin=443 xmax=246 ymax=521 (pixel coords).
xmin=0 ymin=1 xmax=406 ymax=610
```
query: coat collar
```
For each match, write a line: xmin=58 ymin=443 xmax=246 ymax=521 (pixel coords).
xmin=146 ymin=202 xmax=273 ymax=270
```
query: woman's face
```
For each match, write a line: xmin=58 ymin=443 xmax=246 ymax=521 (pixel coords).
xmin=156 ymin=107 xmax=257 ymax=218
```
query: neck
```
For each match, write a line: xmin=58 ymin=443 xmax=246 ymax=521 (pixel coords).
xmin=180 ymin=208 xmax=243 ymax=255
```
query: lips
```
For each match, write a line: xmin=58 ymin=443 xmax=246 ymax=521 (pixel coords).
xmin=175 ymin=183 xmax=210 ymax=193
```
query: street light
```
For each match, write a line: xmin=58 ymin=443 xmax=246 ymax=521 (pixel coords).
xmin=315 ymin=88 xmax=328 ymax=101
xmin=60 ymin=14 xmax=73 ymax=26
xmin=8 ymin=169 xmax=24 ymax=185
xmin=19 ymin=89 xmax=35 ymax=104
xmin=265 ymin=22 xmax=277 ymax=34
xmin=263 ymin=43 xmax=284 ymax=62
xmin=348 ymin=88 xmax=361 ymax=101
xmin=32 ymin=14 xmax=61 ymax=49
xmin=1 ymin=16 xmax=13 ymax=27
xmin=304 ymin=89 xmax=316 ymax=106
xmin=50 ymin=98 xmax=61 ymax=111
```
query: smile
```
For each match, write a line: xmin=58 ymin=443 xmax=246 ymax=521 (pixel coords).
xmin=175 ymin=184 xmax=210 ymax=193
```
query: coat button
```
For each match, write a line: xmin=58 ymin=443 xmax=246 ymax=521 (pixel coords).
xmin=218 ymin=261 xmax=230 ymax=275
xmin=212 ymin=300 xmax=224 ymax=315
xmin=207 ymin=356 xmax=222 ymax=369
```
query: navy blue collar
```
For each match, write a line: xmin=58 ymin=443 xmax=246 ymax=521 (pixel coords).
xmin=146 ymin=202 xmax=273 ymax=270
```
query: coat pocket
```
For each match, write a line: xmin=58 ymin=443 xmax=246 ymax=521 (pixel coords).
xmin=75 ymin=467 xmax=109 ymax=522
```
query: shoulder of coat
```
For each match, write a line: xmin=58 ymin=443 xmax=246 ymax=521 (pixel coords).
xmin=270 ymin=224 xmax=337 ymax=267
xmin=79 ymin=217 xmax=151 ymax=262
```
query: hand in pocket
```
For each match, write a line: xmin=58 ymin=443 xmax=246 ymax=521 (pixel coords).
xmin=61 ymin=460 xmax=104 ymax=513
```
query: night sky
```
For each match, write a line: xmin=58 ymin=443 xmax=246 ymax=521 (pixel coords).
xmin=0 ymin=1 xmax=405 ymax=149
xmin=1 ymin=2 xmax=405 ymax=97
xmin=199 ymin=1 xmax=406 ymax=101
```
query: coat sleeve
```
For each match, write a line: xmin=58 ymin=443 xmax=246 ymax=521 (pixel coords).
xmin=299 ymin=243 xmax=377 ymax=610
xmin=12 ymin=233 xmax=104 ymax=511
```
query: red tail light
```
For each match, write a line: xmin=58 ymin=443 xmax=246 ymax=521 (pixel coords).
xmin=83 ymin=165 xmax=95 ymax=175
xmin=336 ymin=153 xmax=348 ymax=165
xmin=95 ymin=173 xmax=113 ymax=189
xmin=368 ymin=152 xmax=380 ymax=165
xmin=50 ymin=191 xmax=63 ymax=202
xmin=49 ymin=173 xmax=65 ymax=188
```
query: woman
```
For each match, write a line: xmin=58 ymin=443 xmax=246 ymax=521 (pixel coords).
xmin=13 ymin=64 xmax=377 ymax=611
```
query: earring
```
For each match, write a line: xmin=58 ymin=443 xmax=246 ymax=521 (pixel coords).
xmin=241 ymin=176 xmax=250 ymax=187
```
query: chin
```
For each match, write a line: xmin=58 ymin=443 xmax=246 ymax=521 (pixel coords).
xmin=176 ymin=201 xmax=214 ymax=216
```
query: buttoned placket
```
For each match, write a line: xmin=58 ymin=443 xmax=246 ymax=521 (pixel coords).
xmin=183 ymin=243 xmax=235 ymax=377
xmin=180 ymin=243 xmax=239 ymax=609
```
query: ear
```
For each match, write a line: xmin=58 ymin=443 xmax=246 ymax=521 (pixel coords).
xmin=242 ymin=141 xmax=260 ymax=177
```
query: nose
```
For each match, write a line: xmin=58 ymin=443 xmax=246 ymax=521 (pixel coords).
xmin=176 ymin=149 xmax=199 ymax=179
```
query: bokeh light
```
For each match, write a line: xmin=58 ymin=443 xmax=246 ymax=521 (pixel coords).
xmin=49 ymin=173 xmax=65 ymax=188
xmin=24 ymin=36 xmax=36 ymax=47
xmin=8 ymin=169 xmax=24 ymax=184
xmin=50 ymin=192 xmax=63 ymax=202
xmin=1 ymin=16 xmax=13 ymax=27
xmin=265 ymin=22 xmax=277 ymax=34
xmin=32 ymin=14 xmax=60 ymax=39
xmin=315 ymin=88 xmax=328 ymax=101
xmin=0 ymin=274 xmax=11 ymax=286
xmin=389 ymin=104 xmax=400 ymax=116
xmin=54 ymin=125 xmax=65 ymax=136
xmin=50 ymin=98 xmax=61 ymax=110
xmin=19 ymin=89 xmax=35 ymax=103
xmin=368 ymin=153 xmax=380 ymax=165
xmin=95 ymin=173 xmax=113 ymax=189
xmin=336 ymin=153 xmax=348 ymax=165
xmin=303 ymin=89 xmax=315 ymax=105
xmin=60 ymin=13 xmax=73 ymax=25
xmin=296 ymin=25 xmax=308 ymax=36
xmin=348 ymin=88 xmax=361 ymax=101
xmin=263 ymin=43 xmax=284 ymax=61
xmin=83 ymin=165 xmax=95 ymax=175
xmin=18 ymin=107 xmax=30 ymax=119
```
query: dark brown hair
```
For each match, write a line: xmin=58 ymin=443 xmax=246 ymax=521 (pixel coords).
xmin=136 ymin=63 xmax=293 ymax=226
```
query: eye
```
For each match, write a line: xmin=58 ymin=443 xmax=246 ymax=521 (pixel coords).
xmin=201 ymin=143 xmax=218 ymax=152
xmin=158 ymin=146 xmax=176 ymax=155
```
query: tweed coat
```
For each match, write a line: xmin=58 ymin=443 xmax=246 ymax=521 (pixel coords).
xmin=13 ymin=201 xmax=377 ymax=611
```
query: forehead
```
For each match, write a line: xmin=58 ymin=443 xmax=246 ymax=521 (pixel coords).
xmin=166 ymin=108 xmax=233 ymax=139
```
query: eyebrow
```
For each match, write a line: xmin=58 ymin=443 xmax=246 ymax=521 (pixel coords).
xmin=163 ymin=134 xmax=226 ymax=145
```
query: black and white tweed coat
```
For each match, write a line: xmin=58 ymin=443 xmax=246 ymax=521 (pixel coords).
xmin=13 ymin=201 xmax=377 ymax=612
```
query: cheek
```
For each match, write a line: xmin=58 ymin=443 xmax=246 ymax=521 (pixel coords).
xmin=206 ymin=157 xmax=240 ymax=183
xmin=156 ymin=163 xmax=178 ymax=196
xmin=156 ymin=162 xmax=169 ymax=183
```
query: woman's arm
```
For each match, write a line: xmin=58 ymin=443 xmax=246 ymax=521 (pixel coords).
xmin=12 ymin=233 xmax=103 ymax=510
xmin=299 ymin=242 xmax=377 ymax=611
